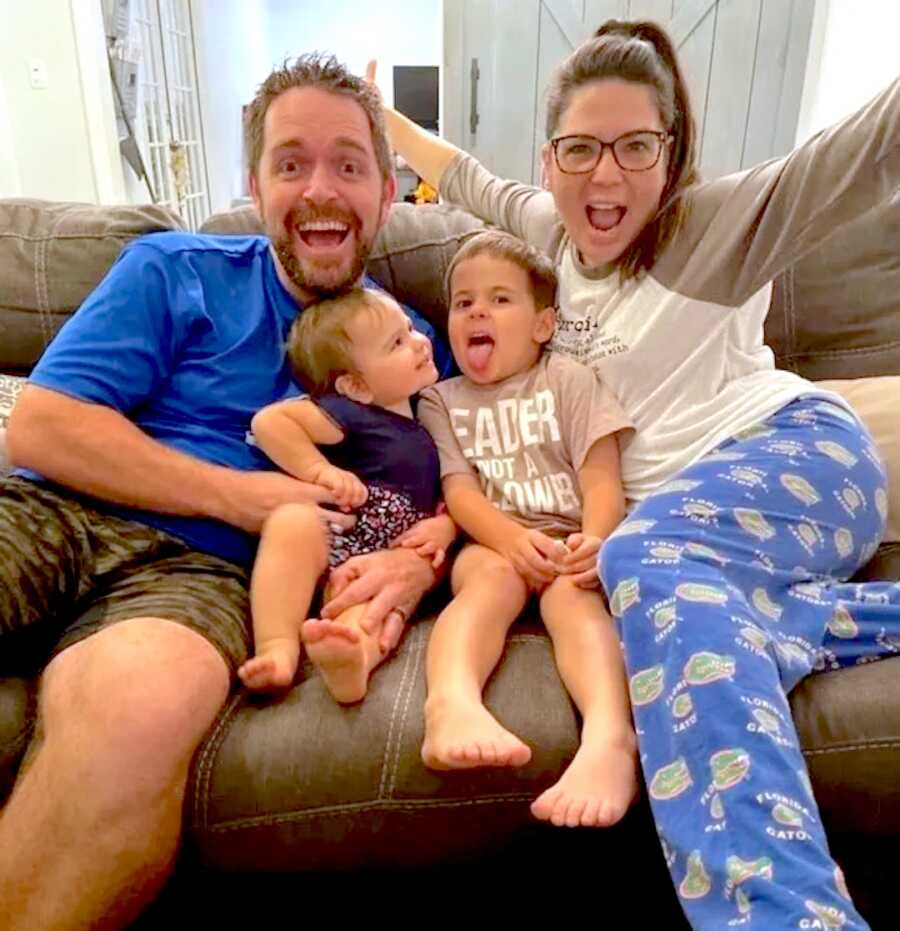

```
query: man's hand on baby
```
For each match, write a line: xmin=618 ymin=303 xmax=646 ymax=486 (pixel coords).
xmin=309 ymin=463 xmax=368 ymax=510
xmin=392 ymin=514 xmax=457 ymax=568
xmin=557 ymin=532 xmax=603 ymax=588
xmin=323 ymin=548 xmax=436 ymax=654
xmin=221 ymin=471 xmax=357 ymax=534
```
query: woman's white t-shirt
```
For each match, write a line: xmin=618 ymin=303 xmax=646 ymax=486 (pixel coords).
xmin=438 ymin=79 xmax=900 ymax=505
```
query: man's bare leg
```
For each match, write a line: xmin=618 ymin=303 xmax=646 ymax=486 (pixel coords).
xmin=0 ymin=618 xmax=230 ymax=931
xmin=421 ymin=544 xmax=532 ymax=769
xmin=239 ymin=502 xmax=328 ymax=692
xmin=532 ymin=576 xmax=639 ymax=827
xmin=303 ymin=597 xmax=385 ymax=704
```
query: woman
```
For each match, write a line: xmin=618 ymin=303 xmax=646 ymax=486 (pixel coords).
xmin=377 ymin=19 xmax=900 ymax=931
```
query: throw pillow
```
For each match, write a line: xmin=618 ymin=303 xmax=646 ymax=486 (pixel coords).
xmin=0 ymin=373 xmax=24 ymax=429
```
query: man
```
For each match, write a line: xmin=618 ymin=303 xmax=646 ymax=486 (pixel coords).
xmin=0 ymin=54 xmax=441 ymax=929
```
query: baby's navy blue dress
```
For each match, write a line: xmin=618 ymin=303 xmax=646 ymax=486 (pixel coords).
xmin=315 ymin=393 xmax=441 ymax=567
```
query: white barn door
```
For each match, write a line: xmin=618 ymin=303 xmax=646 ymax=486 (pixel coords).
xmin=444 ymin=0 xmax=818 ymax=185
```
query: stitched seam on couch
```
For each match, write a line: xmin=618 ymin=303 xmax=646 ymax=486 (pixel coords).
xmin=192 ymin=690 xmax=247 ymax=829
xmin=378 ymin=625 xmax=417 ymax=799
xmin=803 ymin=740 xmax=900 ymax=756
xmin=779 ymin=340 xmax=900 ymax=362
xmin=0 ymin=232 xmax=149 ymax=243
xmin=784 ymin=264 xmax=798 ymax=373
xmin=369 ymin=231 xmax=482 ymax=260
xmin=34 ymin=238 xmax=51 ymax=348
xmin=380 ymin=624 xmax=426 ymax=800
xmin=204 ymin=793 xmax=538 ymax=833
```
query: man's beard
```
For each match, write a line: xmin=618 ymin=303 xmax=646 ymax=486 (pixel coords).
xmin=271 ymin=206 xmax=370 ymax=299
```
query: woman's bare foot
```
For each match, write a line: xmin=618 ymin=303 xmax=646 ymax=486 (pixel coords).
xmin=302 ymin=618 xmax=373 ymax=704
xmin=238 ymin=640 xmax=299 ymax=693
xmin=530 ymin=732 xmax=639 ymax=827
xmin=422 ymin=695 xmax=532 ymax=769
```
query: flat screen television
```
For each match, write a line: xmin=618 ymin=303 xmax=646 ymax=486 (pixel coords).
xmin=393 ymin=66 xmax=439 ymax=132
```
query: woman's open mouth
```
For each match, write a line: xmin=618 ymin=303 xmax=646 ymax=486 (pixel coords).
xmin=587 ymin=204 xmax=626 ymax=232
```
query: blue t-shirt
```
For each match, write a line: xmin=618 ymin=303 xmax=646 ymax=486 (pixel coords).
xmin=315 ymin=393 xmax=440 ymax=515
xmin=22 ymin=232 xmax=450 ymax=566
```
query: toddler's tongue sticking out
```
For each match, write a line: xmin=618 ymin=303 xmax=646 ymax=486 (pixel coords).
xmin=465 ymin=334 xmax=494 ymax=372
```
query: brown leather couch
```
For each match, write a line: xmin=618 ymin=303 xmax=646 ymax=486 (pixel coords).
xmin=0 ymin=196 xmax=897 ymax=927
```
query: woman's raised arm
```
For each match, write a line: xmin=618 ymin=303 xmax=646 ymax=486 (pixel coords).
xmin=366 ymin=60 xmax=562 ymax=259
xmin=367 ymin=60 xmax=459 ymax=189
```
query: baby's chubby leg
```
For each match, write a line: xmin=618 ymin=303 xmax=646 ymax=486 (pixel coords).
xmin=422 ymin=544 xmax=532 ymax=770
xmin=533 ymin=576 xmax=639 ymax=827
xmin=239 ymin=502 xmax=328 ymax=693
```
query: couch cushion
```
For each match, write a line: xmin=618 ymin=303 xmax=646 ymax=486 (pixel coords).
xmin=199 ymin=204 xmax=262 ymax=236
xmin=0 ymin=199 xmax=184 ymax=373
xmin=764 ymin=191 xmax=900 ymax=380
xmin=182 ymin=605 xmax=900 ymax=871
xmin=0 ymin=678 xmax=34 ymax=805
xmin=2 ymin=594 xmax=899 ymax=864
xmin=791 ymin=652 xmax=900 ymax=836
xmin=367 ymin=203 xmax=485 ymax=334
xmin=185 ymin=619 xmax=578 ymax=871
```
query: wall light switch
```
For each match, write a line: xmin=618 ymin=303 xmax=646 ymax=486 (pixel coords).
xmin=28 ymin=58 xmax=49 ymax=90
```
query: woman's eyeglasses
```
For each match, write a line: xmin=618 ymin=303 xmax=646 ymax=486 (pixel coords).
xmin=550 ymin=131 xmax=671 ymax=173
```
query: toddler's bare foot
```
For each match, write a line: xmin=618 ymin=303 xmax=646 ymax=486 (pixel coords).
xmin=238 ymin=644 xmax=298 ymax=693
xmin=531 ymin=732 xmax=639 ymax=827
xmin=422 ymin=695 xmax=532 ymax=770
xmin=302 ymin=618 xmax=371 ymax=704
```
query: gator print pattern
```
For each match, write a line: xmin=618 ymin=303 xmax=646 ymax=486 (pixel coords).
xmin=602 ymin=398 xmax=897 ymax=930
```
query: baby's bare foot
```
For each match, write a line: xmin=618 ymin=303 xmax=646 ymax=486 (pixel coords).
xmin=238 ymin=647 xmax=298 ymax=693
xmin=302 ymin=618 xmax=369 ymax=704
xmin=422 ymin=696 xmax=532 ymax=770
xmin=530 ymin=732 xmax=639 ymax=827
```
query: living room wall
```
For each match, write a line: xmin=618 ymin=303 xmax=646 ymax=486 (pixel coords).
xmin=190 ymin=0 xmax=273 ymax=216
xmin=0 ymin=0 xmax=121 ymax=203
xmin=796 ymin=0 xmax=900 ymax=144
xmin=193 ymin=0 xmax=442 ymax=214
xmin=1 ymin=0 xmax=896 ymax=209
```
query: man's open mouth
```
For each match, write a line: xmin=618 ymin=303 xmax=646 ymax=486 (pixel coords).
xmin=587 ymin=204 xmax=626 ymax=232
xmin=296 ymin=219 xmax=351 ymax=249
xmin=465 ymin=332 xmax=495 ymax=372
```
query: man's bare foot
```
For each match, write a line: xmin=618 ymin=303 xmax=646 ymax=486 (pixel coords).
xmin=422 ymin=695 xmax=532 ymax=770
xmin=530 ymin=732 xmax=639 ymax=827
xmin=302 ymin=618 xmax=372 ymax=704
xmin=238 ymin=644 xmax=298 ymax=693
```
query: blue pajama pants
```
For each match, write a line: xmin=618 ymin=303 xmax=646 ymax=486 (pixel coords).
xmin=600 ymin=397 xmax=900 ymax=930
